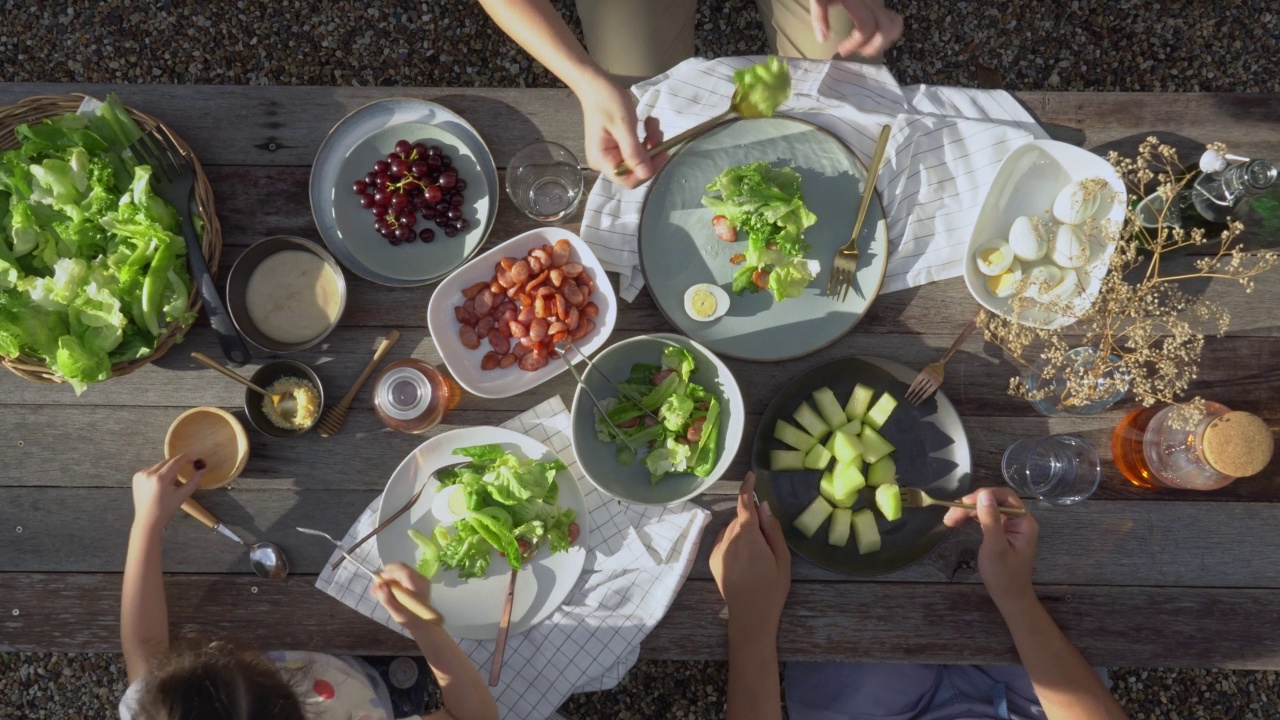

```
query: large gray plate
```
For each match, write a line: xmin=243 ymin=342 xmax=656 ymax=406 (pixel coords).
xmin=752 ymin=356 xmax=972 ymax=576
xmin=638 ymin=117 xmax=888 ymax=362
xmin=310 ymin=99 xmax=499 ymax=286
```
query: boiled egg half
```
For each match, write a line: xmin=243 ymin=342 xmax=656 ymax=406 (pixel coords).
xmin=1052 ymin=178 xmax=1111 ymax=225
xmin=975 ymin=239 xmax=1015 ymax=276
xmin=1008 ymin=216 xmax=1048 ymax=262
xmin=985 ymin=258 xmax=1022 ymax=298
xmin=1050 ymin=224 xmax=1090 ymax=268
xmin=684 ymin=283 xmax=730 ymax=322
xmin=431 ymin=483 xmax=470 ymax=524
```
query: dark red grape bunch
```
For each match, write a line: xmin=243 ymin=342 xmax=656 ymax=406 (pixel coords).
xmin=351 ymin=139 xmax=471 ymax=245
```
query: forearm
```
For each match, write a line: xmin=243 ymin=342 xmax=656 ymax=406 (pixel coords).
xmin=726 ymin=619 xmax=782 ymax=720
xmin=475 ymin=0 xmax=605 ymax=93
xmin=998 ymin=593 xmax=1127 ymax=720
xmin=412 ymin=624 xmax=498 ymax=720
xmin=121 ymin=521 xmax=170 ymax=682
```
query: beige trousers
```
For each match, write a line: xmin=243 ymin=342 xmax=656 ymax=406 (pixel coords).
xmin=575 ymin=0 xmax=856 ymax=85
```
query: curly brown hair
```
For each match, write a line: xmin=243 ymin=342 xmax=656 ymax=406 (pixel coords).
xmin=131 ymin=642 xmax=306 ymax=720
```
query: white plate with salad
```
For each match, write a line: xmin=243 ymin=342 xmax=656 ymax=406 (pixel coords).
xmin=374 ymin=426 xmax=589 ymax=640
xmin=637 ymin=116 xmax=889 ymax=362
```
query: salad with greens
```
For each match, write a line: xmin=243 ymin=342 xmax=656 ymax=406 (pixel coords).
xmin=0 ymin=94 xmax=195 ymax=393
xmin=408 ymin=443 xmax=579 ymax=581
xmin=730 ymin=56 xmax=791 ymax=119
xmin=594 ymin=345 xmax=722 ymax=484
xmin=702 ymin=161 xmax=819 ymax=302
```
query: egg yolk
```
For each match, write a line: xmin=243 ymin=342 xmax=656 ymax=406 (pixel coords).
xmin=978 ymin=247 xmax=1007 ymax=268
xmin=689 ymin=289 xmax=718 ymax=318
xmin=986 ymin=271 xmax=1019 ymax=297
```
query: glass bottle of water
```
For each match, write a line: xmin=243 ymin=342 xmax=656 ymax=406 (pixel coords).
xmin=1174 ymin=159 xmax=1277 ymax=227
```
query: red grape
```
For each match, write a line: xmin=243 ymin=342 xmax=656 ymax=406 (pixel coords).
xmin=375 ymin=172 xmax=392 ymax=187
xmin=374 ymin=160 xmax=390 ymax=174
xmin=396 ymin=211 xmax=416 ymax=228
xmin=412 ymin=142 xmax=428 ymax=157
xmin=418 ymin=228 xmax=435 ymax=243
xmin=426 ymin=155 xmax=442 ymax=169
xmin=352 ymin=143 xmax=467 ymax=245
xmin=364 ymin=171 xmax=378 ymax=185
xmin=359 ymin=193 xmax=376 ymax=209
xmin=423 ymin=185 xmax=443 ymax=204
xmin=426 ymin=145 xmax=442 ymax=157
xmin=411 ymin=161 xmax=429 ymax=178
xmin=455 ymin=218 xmax=470 ymax=231
xmin=454 ymin=178 xmax=467 ymax=192
xmin=443 ymin=226 xmax=458 ymax=238
xmin=373 ymin=188 xmax=391 ymax=206
xmin=390 ymin=158 xmax=409 ymax=177
xmin=394 ymin=226 xmax=412 ymax=242
xmin=390 ymin=192 xmax=410 ymax=210
xmin=440 ymin=155 xmax=452 ymax=168
xmin=447 ymin=208 xmax=462 ymax=221
xmin=394 ymin=139 xmax=413 ymax=156
xmin=449 ymin=192 xmax=464 ymax=207
xmin=440 ymin=170 xmax=457 ymax=189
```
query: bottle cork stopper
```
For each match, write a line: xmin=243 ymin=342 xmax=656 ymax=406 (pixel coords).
xmin=1203 ymin=411 xmax=1274 ymax=478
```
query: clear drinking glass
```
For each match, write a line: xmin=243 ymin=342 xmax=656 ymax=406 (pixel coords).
xmin=1022 ymin=347 xmax=1129 ymax=417
xmin=1002 ymin=434 xmax=1101 ymax=505
xmin=506 ymin=141 xmax=583 ymax=223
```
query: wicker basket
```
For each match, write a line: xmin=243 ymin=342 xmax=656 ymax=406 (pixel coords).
xmin=0 ymin=93 xmax=221 ymax=386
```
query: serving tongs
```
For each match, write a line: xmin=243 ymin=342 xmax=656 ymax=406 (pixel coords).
xmin=553 ymin=339 xmax=658 ymax=452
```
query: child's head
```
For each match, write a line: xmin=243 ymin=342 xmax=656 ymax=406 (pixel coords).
xmin=132 ymin=642 xmax=305 ymax=720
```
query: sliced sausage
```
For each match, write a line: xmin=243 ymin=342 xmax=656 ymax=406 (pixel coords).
xmin=473 ymin=289 xmax=496 ymax=315
xmin=563 ymin=282 xmax=584 ymax=307
xmin=529 ymin=317 xmax=549 ymax=342
xmin=454 ymin=306 xmax=476 ymax=325
xmin=459 ymin=325 xmax=481 ymax=350
xmin=561 ymin=262 xmax=584 ymax=278
xmin=686 ymin=416 xmax=707 ymax=443
xmin=526 ymin=270 xmax=549 ymax=291
xmin=652 ymin=368 xmax=674 ymax=386
xmin=509 ymin=321 xmax=528 ymax=338
xmin=550 ymin=267 xmax=565 ymax=287
xmin=510 ymin=259 xmax=531 ymax=285
xmin=500 ymin=257 xmax=515 ymax=272
xmin=519 ymin=349 xmax=549 ymax=371
xmin=517 ymin=305 xmax=537 ymax=325
xmin=512 ymin=342 xmax=532 ymax=358
xmin=506 ymin=284 xmax=521 ymax=300
xmin=481 ymin=352 xmax=501 ymax=371
xmin=535 ymin=286 xmax=557 ymax=297
xmin=583 ymin=301 xmax=599 ymax=319
xmin=535 ymin=295 xmax=551 ymax=319
xmin=499 ymin=352 xmax=518 ymax=368
xmin=475 ymin=316 xmax=495 ymax=336
xmin=547 ymin=320 xmax=568 ymax=335
xmin=555 ymin=294 xmax=570 ymax=321
xmin=462 ymin=281 xmax=488 ymax=299
xmin=489 ymin=279 xmax=504 ymax=294
xmin=551 ymin=239 xmax=572 ymax=267
xmin=496 ymin=269 xmax=516 ymax=289
xmin=527 ymin=254 xmax=544 ymax=274
xmin=531 ymin=248 xmax=552 ymax=270
xmin=580 ymin=274 xmax=595 ymax=295
xmin=711 ymin=215 xmax=737 ymax=242
xmin=488 ymin=330 xmax=510 ymax=355
xmin=571 ymin=318 xmax=595 ymax=340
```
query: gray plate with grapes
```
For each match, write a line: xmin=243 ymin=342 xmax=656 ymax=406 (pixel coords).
xmin=310 ymin=99 xmax=499 ymax=286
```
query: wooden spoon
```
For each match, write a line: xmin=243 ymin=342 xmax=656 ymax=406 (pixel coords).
xmin=191 ymin=351 xmax=296 ymax=419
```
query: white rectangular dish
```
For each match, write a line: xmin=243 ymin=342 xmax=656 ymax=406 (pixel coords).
xmin=426 ymin=227 xmax=617 ymax=398
xmin=963 ymin=140 xmax=1127 ymax=330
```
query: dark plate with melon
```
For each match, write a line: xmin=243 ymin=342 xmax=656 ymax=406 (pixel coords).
xmin=751 ymin=356 xmax=972 ymax=576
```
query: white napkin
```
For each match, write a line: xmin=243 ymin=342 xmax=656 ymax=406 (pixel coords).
xmin=581 ymin=56 xmax=1050 ymax=301
xmin=315 ymin=396 xmax=711 ymax=720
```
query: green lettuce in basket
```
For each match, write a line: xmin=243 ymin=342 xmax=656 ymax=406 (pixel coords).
xmin=0 ymin=93 xmax=194 ymax=393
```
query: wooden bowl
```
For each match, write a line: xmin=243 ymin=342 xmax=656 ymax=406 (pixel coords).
xmin=164 ymin=407 xmax=250 ymax=489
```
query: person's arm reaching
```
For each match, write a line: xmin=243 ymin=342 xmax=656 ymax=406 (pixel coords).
xmin=945 ymin=489 xmax=1127 ymax=720
xmin=374 ymin=563 xmax=499 ymax=720
xmin=710 ymin=472 xmax=791 ymax=720
xmin=475 ymin=0 xmax=666 ymax=187
xmin=121 ymin=455 xmax=205 ymax=683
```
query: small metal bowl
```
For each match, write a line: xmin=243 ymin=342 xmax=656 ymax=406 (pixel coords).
xmin=226 ymin=235 xmax=347 ymax=353
xmin=245 ymin=359 xmax=324 ymax=438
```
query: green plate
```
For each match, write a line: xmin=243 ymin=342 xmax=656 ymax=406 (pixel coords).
xmin=638 ymin=117 xmax=888 ymax=362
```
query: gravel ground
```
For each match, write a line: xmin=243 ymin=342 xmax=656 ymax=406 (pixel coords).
xmin=3 ymin=1 xmax=1278 ymax=718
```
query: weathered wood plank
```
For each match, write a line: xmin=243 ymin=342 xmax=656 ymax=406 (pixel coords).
xmin=7 ymin=405 xmax=1280 ymax=504
xmin=1 ymin=84 xmax=1276 ymax=168
xmin=5 ymin=486 xmax=1280 ymax=589
xmin=4 ymin=573 xmax=1279 ymax=669
xmin=3 ymin=326 xmax=1278 ymax=423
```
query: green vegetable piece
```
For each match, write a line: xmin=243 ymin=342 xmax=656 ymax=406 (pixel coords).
xmin=828 ymin=508 xmax=852 ymax=547
xmin=793 ymin=495 xmax=833 ymax=539
xmin=770 ymin=449 xmax=806 ymax=472
xmin=774 ymin=419 xmax=817 ymax=452
xmin=731 ymin=56 xmax=791 ymax=119
xmin=812 ymin=387 xmax=848 ymax=431
xmin=830 ymin=461 xmax=866 ymax=507
xmin=867 ymin=456 xmax=897 ymax=488
xmin=859 ymin=426 xmax=896 ymax=464
xmin=875 ymin=484 xmax=902 ymax=522
xmin=864 ymin=393 xmax=898 ymax=430
xmin=791 ymin=401 xmax=830 ymax=441
xmin=831 ymin=428 xmax=866 ymax=464
xmin=408 ymin=529 xmax=441 ymax=579
xmin=845 ymin=383 xmax=875 ymax=422
xmin=851 ymin=508 xmax=881 ymax=554
xmin=803 ymin=442 xmax=833 ymax=471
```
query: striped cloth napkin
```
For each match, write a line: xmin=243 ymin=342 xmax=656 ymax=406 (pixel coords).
xmin=315 ymin=396 xmax=710 ymax=720
xmin=581 ymin=56 xmax=1049 ymax=301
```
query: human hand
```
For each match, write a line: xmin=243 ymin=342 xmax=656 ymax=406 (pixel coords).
xmin=709 ymin=472 xmax=791 ymax=632
xmin=810 ymin=0 xmax=903 ymax=59
xmin=943 ymin=488 xmax=1038 ymax=609
xmin=576 ymin=72 xmax=667 ymax=188
xmin=373 ymin=563 xmax=438 ymax=634
xmin=130 ymin=455 xmax=204 ymax=533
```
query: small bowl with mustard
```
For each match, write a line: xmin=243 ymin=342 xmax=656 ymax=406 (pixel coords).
xmin=226 ymin=235 xmax=347 ymax=353
xmin=246 ymin=360 xmax=325 ymax=438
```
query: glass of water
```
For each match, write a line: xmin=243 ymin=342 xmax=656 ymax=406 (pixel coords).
xmin=506 ymin=141 xmax=583 ymax=223
xmin=1001 ymin=434 xmax=1101 ymax=505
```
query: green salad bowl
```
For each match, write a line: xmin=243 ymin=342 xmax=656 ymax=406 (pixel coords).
xmin=569 ymin=333 xmax=744 ymax=506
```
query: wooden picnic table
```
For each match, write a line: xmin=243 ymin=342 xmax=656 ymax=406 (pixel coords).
xmin=2 ymin=83 xmax=1279 ymax=670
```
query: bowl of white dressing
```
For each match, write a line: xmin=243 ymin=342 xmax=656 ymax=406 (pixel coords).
xmin=226 ymin=236 xmax=348 ymax=353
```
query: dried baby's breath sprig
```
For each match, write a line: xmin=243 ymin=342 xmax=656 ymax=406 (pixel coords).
xmin=982 ymin=138 xmax=1279 ymax=424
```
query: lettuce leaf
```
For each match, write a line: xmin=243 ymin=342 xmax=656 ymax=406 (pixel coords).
xmin=645 ymin=440 xmax=692 ymax=484
xmin=732 ymin=56 xmax=791 ymax=118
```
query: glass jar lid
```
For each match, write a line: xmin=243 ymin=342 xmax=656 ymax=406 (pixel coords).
xmin=1203 ymin=411 xmax=1274 ymax=478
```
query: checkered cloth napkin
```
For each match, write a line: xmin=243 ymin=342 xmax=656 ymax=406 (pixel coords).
xmin=315 ymin=396 xmax=711 ymax=719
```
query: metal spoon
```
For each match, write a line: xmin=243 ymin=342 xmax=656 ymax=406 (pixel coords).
xmin=551 ymin=340 xmax=639 ymax=453
xmin=191 ymin=351 xmax=298 ymax=420
xmin=181 ymin=497 xmax=289 ymax=580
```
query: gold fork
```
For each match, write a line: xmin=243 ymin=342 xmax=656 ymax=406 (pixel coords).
xmin=828 ymin=124 xmax=891 ymax=302
xmin=903 ymin=312 xmax=981 ymax=405
xmin=899 ymin=487 xmax=1027 ymax=517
